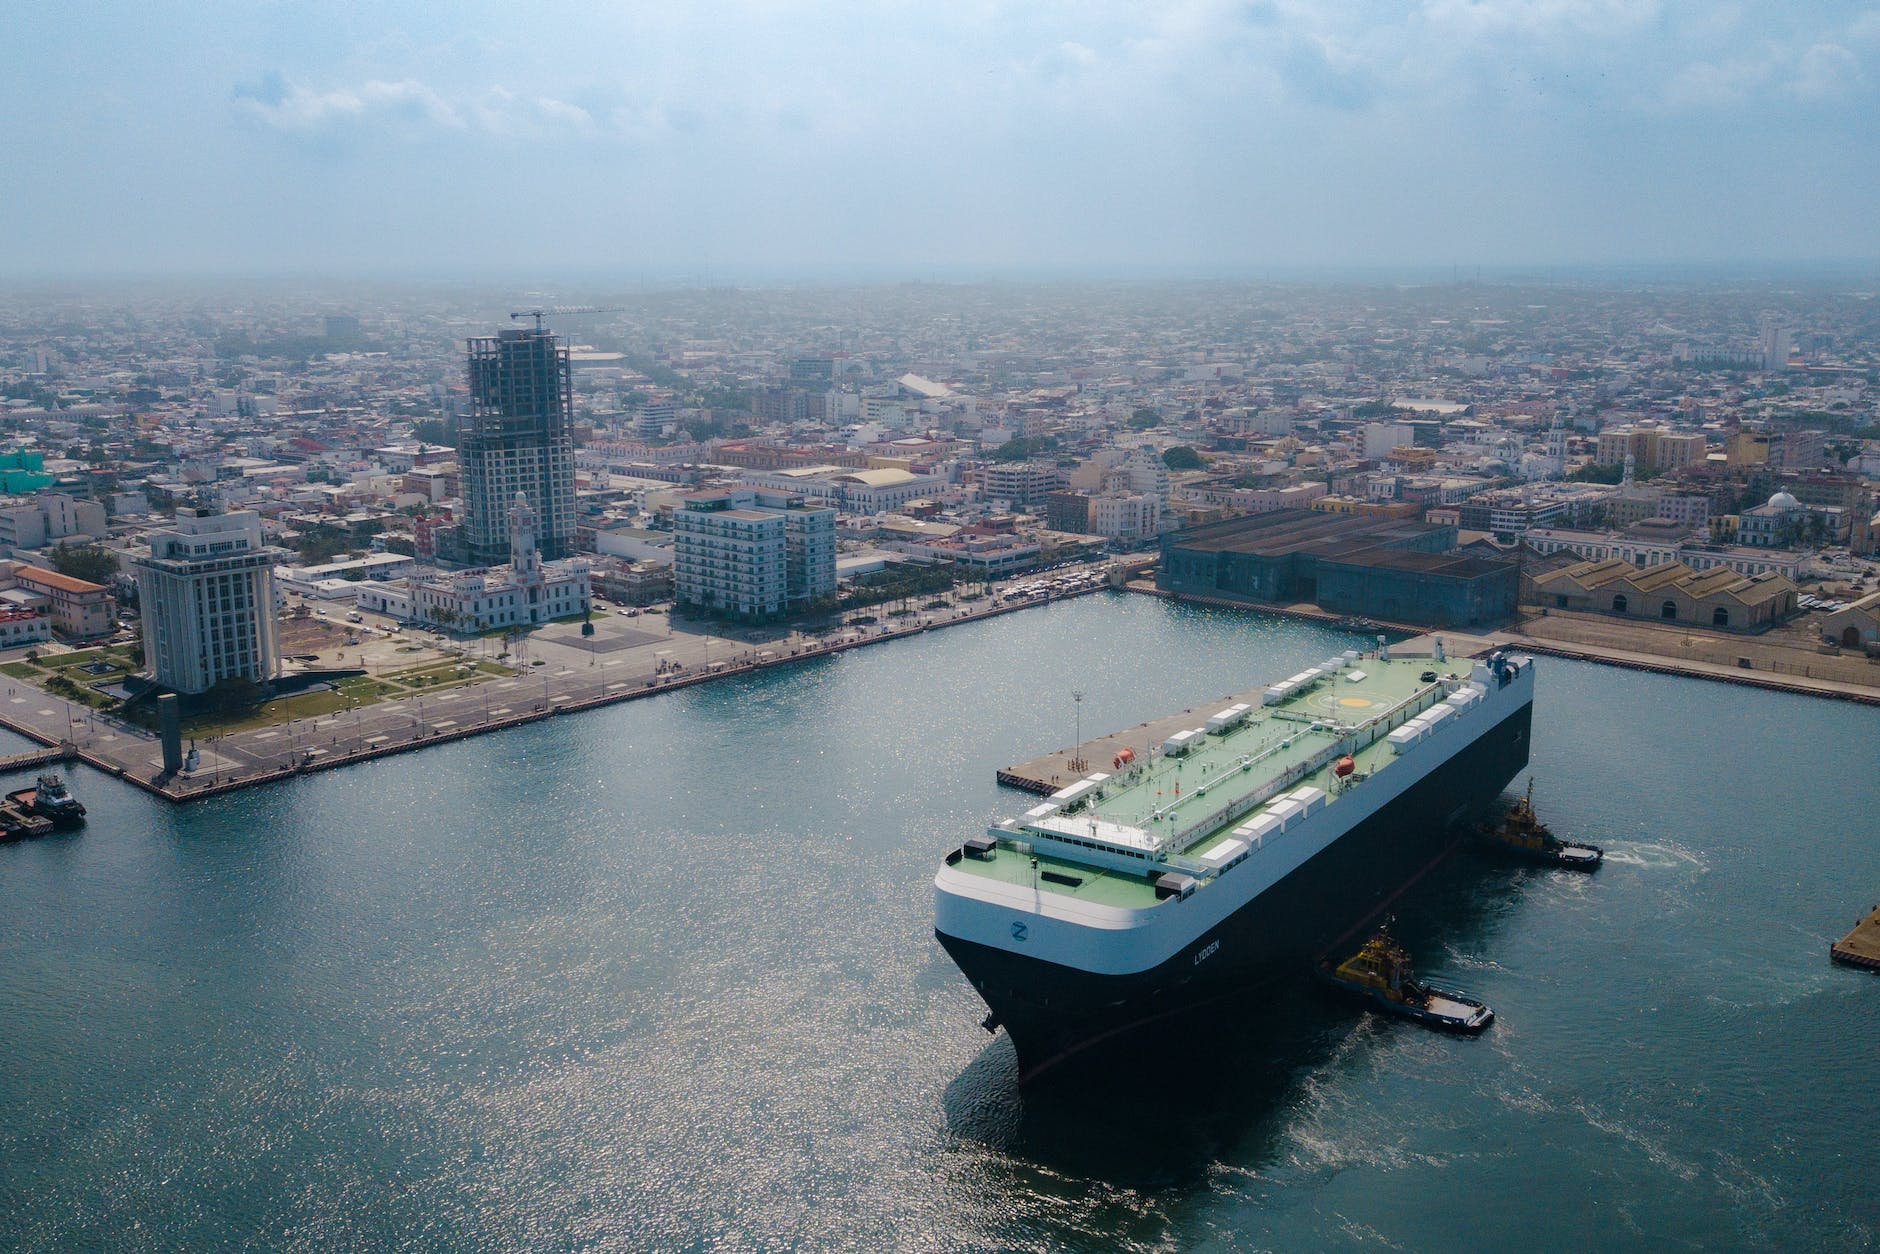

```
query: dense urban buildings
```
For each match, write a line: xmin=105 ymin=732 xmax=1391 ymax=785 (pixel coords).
xmin=0 ymin=278 xmax=1870 ymax=663
xmin=0 ymin=562 xmax=115 ymax=640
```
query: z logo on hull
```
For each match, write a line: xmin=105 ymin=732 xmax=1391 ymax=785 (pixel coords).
xmin=1011 ymin=921 xmax=1028 ymax=942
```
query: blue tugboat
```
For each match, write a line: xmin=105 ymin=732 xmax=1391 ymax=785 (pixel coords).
xmin=1318 ymin=922 xmax=1493 ymax=1033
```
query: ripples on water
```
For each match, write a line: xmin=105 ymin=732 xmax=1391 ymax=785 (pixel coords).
xmin=0 ymin=596 xmax=1875 ymax=1251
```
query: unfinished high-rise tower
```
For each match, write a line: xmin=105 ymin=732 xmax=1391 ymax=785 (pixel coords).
xmin=460 ymin=326 xmax=577 ymax=565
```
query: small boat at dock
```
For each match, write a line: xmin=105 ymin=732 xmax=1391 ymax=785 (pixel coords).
xmin=6 ymin=772 xmax=87 ymax=830
xmin=1317 ymin=922 xmax=1493 ymax=1033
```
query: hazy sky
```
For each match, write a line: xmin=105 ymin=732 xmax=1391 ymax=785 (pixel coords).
xmin=7 ymin=1 xmax=1879 ymax=277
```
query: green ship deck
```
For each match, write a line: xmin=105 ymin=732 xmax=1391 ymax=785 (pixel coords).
xmin=951 ymin=654 xmax=1485 ymax=908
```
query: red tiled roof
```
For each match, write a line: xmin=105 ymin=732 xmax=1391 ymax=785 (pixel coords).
xmin=15 ymin=565 xmax=107 ymax=595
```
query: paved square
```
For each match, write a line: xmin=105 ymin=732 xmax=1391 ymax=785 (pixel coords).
xmin=558 ymin=627 xmax=666 ymax=653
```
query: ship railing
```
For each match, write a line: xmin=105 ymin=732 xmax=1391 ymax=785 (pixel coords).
xmin=1353 ymin=684 xmax=1444 ymax=740
xmin=1161 ymin=852 xmax=1210 ymax=877
xmin=1149 ymin=734 xmax=1293 ymax=829
xmin=1160 ymin=727 xmax=1314 ymax=813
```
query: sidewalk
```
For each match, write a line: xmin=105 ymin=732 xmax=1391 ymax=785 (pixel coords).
xmin=0 ymin=569 xmax=1121 ymax=802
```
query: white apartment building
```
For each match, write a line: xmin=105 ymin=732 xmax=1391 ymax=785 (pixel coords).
xmin=0 ymin=608 xmax=50 ymax=648
xmin=133 ymin=510 xmax=285 ymax=695
xmin=673 ymin=487 xmax=836 ymax=620
xmin=0 ymin=492 xmax=108 ymax=556
xmin=980 ymin=462 xmax=1067 ymax=508
xmin=1091 ymin=492 xmax=1161 ymax=541
xmin=1362 ymin=422 xmax=1417 ymax=459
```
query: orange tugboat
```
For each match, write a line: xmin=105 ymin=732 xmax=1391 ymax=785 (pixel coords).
xmin=1481 ymin=780 xmax=1600 ymax=870
xmin=1317 ymin=921 xmax=1493 ymax=1033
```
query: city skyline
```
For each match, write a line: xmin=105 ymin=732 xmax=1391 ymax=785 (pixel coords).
xmin=5 ymin=2 xmax=1880 ymax=279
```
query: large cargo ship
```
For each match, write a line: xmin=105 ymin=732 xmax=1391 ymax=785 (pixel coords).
xmin=935 ymin=646 xmax=1535 ymax=1082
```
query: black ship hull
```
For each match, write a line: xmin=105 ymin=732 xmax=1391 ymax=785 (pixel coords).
xmin=937 ymin=700 xmax=1532 ymax=1083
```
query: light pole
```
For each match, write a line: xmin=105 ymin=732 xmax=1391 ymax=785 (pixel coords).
xmin=1070 ymin=690 xmax=1086 ymax=773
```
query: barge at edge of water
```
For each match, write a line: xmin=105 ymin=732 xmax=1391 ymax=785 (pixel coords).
xmin=1830 ymin=904 xmax=1880 ymax=971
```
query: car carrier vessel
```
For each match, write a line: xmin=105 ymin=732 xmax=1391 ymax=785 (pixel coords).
xmin=935 ymin=645 xmax=1535 ymax=1082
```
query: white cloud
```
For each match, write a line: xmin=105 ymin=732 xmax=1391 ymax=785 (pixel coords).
xmin=234 ymin=77 xmax=464 ymax=136
xmin=470 ymin=89 xmax=599 ymax=137
xmin=235 ymin=76 xmax=608 ymax=142
xmin=1789 ymin=42 xmax=1861 ymax=100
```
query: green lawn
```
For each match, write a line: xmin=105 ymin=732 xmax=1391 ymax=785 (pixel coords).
xmin=2 ymin=636 xmax=524 ymax=737
xmin=336 ymin=678 xmax=404 ymax=700
xmin=181 ymin=688 xmax=358 ymax=735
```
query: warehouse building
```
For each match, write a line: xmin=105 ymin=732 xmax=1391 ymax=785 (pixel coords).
xmin=1530 ymin=558 xmax=1795 ymax=631
xmin=1158 ymin=510 xmax=1517 ymax=627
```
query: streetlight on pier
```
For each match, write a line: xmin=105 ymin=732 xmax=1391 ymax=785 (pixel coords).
xmin=1069 ymin=690 xmax=1086 ymax=774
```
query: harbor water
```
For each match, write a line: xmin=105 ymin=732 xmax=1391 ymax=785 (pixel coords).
xmin=2 ymin=594 xmax=1875 ymax=1251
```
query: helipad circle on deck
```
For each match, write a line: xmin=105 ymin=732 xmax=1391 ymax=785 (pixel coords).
xmin=1336 ymin=696 xmax=1376 ymax=708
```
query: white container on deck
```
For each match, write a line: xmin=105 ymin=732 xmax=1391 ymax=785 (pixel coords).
xmin=1205 ymin=704 xmax=1250 ymax=734
xmin=1287 ymin=785 xmax=1327 ymax=815
xmin=1266 ymin=798 xmax=1305 ymax=830
xmin=1236 ymin=812 xmax=1283 ymax=845
xmin=1199 ymin=837 xmax=1249 ymax=872
xmin=1162 ymin=730 xmax=1195 ymax=756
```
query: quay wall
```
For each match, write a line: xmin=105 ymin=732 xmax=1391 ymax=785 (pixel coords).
xmin=0 ymin=581 xmax=1113 ymax=805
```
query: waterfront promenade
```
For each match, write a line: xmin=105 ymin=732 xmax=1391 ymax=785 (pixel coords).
xmin=6 ymin=563 xmax=1874 ymax=805
xmin=0 ymin=570 xmax=1129 ymax=803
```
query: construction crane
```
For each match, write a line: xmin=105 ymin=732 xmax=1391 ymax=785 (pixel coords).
xmin=508 ymin=306 xmax=624 ymax=333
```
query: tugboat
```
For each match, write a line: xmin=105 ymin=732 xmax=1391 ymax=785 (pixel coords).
xmin=1480 ymin=780 xmax=1600 ymax=869
xmin=1317 ymin=921 xmax=1493 ymax=1033
xmin=6 ymin=772 xmax=87 ymax=830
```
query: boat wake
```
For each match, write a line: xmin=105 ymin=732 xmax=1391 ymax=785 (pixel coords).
xmin=1599 ymin=842 xmax=1709 ymax=873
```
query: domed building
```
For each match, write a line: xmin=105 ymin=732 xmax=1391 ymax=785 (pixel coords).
xmin=1738 ymin=489 xmax=1842 ymax=549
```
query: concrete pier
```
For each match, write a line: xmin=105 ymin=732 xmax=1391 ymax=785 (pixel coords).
xmin=995 ymin=631 xmax=1502 ymax=794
